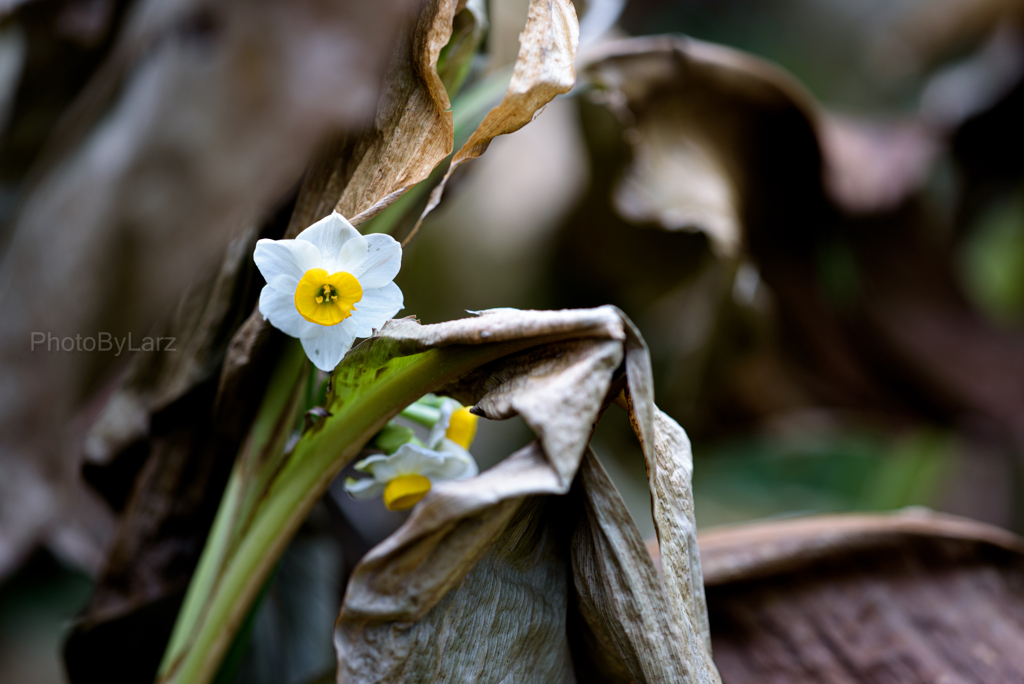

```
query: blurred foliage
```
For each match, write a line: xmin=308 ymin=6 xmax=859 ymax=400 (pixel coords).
xmin=693 ymin=427 xmax=955 ymax=528
xmin=0 ymin=552 xmax=91 ymax=684
xmin=960 ymin=184 xmax=1024 ymax=325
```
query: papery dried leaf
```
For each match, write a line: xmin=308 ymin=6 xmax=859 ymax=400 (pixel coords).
xmin=699 ymin=511 xmax=1024 ymax=683
xmin=280 ymin=0 xmax=494 ymax=235
xmin=0 ymin=0 xmax=416 ymax=577
xmin=410 ymin=0 xmax=579 ymax=239
xmin=647 ymin=409 xmax=711 ymax=652
xmin=336 ymin=446 xmax=575 ymax=682
xmin=333 ymin=307 xmax=719 ymax=683
xmin=581 ymin=33 xmax=1024 ymax=459
xmin=451 ymin=0 xmax=578 ymax=164
xmin=160 ymin=306 xmax=635 ymax=684
xmin=699 ymin=510 xmax=1024 ymax=587
xmin=327 ymin=0 xmax=461 ymax=226
xmin=570 ymin=448 xmax=716 ymax=683
xmin=581 ymin=35 xmax=819 ymax=255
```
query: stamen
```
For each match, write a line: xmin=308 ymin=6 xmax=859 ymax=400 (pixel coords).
xmin=315 ymin=295 xmax=324 ymax=304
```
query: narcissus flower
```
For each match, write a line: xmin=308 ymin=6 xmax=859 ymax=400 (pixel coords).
xmin=344 ymin=399 xmax=480 ymax=511
xmin=253 ymin=212 xmax=403 ymax=371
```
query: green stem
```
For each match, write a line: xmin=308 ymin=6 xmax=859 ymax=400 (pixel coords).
xmin=400 ymin=402 xmax=442 ymax=427
xmin=158 ymin=336 xmax=542 ymax=684
xmin=160 ymin=340 xmax=307 ymax=675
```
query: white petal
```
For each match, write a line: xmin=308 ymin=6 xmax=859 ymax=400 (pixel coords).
xmin=253 ymin=238 xmax=321 ymax=292
xmin=390 ymin=442 xmax=475 ymax=481
xmin=386 ymin=443 xmax=448 ymax=476
xmin=435 ymin=439 xmax=478 ymax=479
xmin=337 ymin=232 xmax=369 ymax=273
xmin=354 ymin=453 xmax=398 ymax=482
xmin=258 ymin=286 xmax=319 ymax=339
xmin=300 ymin=322 xmax=354 ymax=372
xmin=345 ymin=233 xmax=403 ymax=288
xmin=343 ymin=477 xmax=384 ymax=500
xmin=428 ymin=398 xmax=461 ymax=448
xmin=349 ymin=282 xmax=404 ymax=338
xmin=296 ymin=212 xmax=362 ymax=273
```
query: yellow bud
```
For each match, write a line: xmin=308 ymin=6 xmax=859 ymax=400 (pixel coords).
xmin=445 ymin=406 xmax=478 ymax=449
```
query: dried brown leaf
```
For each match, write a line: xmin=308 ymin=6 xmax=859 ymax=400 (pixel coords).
xmin=409 ymin=0 xmax=579 ymax=241
xmin=700 ymin=511 xmax=1024 ymax=683
xmin=334 ymin=306 xmax=719 ymax=683
xmin=579 ymin=34 xmax=1024 ymax=458
xmin=581 ymin=35 xmax=819 ymax=255
xmin=0 ymin=0 xmax=414 ymax=577
xmin=329 ymin=0 xmax=461 ymax=226
xmin=279 ymin=0 xmax=495 ymax=236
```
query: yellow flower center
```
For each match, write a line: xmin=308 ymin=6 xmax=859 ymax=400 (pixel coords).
xmin=383 ymin=474 xmax=432 ymax=511
xmin=294 ymin=268 xmax=362 ymax=326
xmin=445 ymin=407 xmax=478 ymax=449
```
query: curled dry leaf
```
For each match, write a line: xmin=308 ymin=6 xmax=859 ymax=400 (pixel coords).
xmin=283 ymin=0 xmax=495 ymax=236
xmin=580 ymin=35 xmax=950 ymax=245
xmin=410 ymin=0 xmax=580 ymax=240
xmin=299 ymin=0 xmax=462 ymax=229
xmin=334 ymin=307 xmax=719 ymax=683
xmin=699 ymin=511 xmax=1024 ymax=683
xmin=580 ymin=35 xmax=820 ymax=256
xmin=579 ymin=34 xmax=1024 ymax=455
xmin=0 ymin=0 xmax=417 ymax=577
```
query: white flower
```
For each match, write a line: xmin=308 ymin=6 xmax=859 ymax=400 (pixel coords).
xmin=253 ymin=212 xmax=403 ymax=371
xmin=345 ymin=399 xmax=480 ymax=510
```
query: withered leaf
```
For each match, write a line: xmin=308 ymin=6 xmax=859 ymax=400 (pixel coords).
xmin=330 ymin=0 xmax=462 ymax=225
xmin=0 ymin=0 xmax=416 ymax=577
xmin=334 ymin=307 xmax=719 ymax=683
xmin=280 ymin=0 xmax=488 ymax=237
xmin=581 ymin=35 xmax=820 ymax=255
xmin=410 ymin=0 xmax=580 ymax=239
xmin=579 ymin=33 xmax=1024 ymax=449
xmin=700 ymin=511 xmax=1024 ymax=683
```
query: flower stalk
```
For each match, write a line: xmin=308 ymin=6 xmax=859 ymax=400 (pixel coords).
xmin=157 ymin=335 xmax=537 ymax=684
